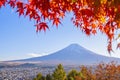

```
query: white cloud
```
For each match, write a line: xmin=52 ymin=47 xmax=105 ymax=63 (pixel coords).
xmin=27 ymin=53 xmax=43 ymax=57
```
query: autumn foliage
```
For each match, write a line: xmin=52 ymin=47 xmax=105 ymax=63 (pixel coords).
xmin=0 ymin=0 xmax=120 ymax=52
xmin=34 ymin=62 xmax=120 ymax=80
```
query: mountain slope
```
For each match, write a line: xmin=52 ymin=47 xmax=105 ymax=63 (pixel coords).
xmin=16 ymin=44 xmax=120 ymax=65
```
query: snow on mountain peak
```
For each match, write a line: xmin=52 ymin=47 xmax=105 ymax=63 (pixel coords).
xmin=65 ymin=44 xmax=86 ymax=52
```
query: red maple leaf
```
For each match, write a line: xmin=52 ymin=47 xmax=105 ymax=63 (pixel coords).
xmin=92 ymin=29 xmax=97 ymax=35
xmin=8 ymin=0 xmax=16 ymax=8
xmin=117 ymin=43 xmax=120 ymax=49
xmin=107 ymin=42 xmax=114 ymax=54
xmin=35 ymin=22 xmax=49 ymax=32
xmin=16 ymin=1 xmax=23 ymax=8
xmin=0 ymin=0 xmax=6 ymax=8
xmin=53 ymin=18 xmax=61 ymax=27
xmin=81 ymin=9 xmax=93 ymax=17
xmin=84 ymin=28 xmax=91 ymax=36
xmin=17 ymin=8 xmax=24 ymax=16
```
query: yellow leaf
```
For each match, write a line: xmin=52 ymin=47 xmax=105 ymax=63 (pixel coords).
xmin=100 ymin=16 xmax=106 ymax=23
xmin=101 ymin=0 xmax=107 ymax=4
xmin=118 ymin=34 xmax=120 ymax=38
xmin=116 ymin=34 xmax=120 ymax=40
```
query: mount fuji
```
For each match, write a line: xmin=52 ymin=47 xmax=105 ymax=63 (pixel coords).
xmin=14 ymin=44 xmax=120 ymax=65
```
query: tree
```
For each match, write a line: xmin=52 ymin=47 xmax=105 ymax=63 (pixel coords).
xmin=46 ymin=74 xmax=53 ymax=80
xmin=0 ymin=0 xmax=120 ymax=53
xmin=33 ymin=73 xmax=46 ymax=80
xmin=79 ymin=66 xmax=95 ymax=80
xmin=67 ymin=69 xmax=81 ymax=80
xmin=95 ymin=62 xmax=120 ymax=80
xmin=52 ymin=64 xmax=66 ymax=80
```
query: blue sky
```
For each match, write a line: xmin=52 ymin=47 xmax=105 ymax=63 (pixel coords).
xmin=0 ymin=6 xmax=120 ymax=61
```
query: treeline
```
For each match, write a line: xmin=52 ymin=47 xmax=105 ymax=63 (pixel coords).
xmin=34 ymin=62 xmax=120 ymax=80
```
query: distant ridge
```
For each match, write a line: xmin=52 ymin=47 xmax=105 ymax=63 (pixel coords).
xmin=13 ymin=44 xmax=120 ymax=65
